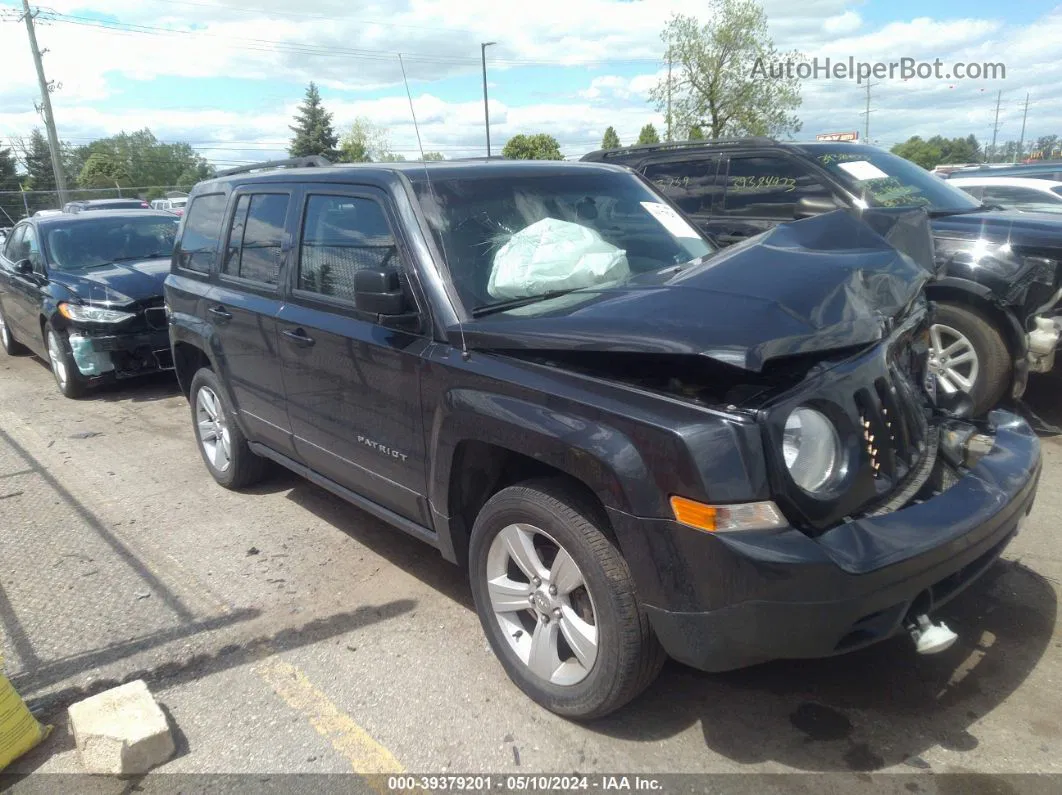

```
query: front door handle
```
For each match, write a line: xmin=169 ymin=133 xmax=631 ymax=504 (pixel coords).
xmin=208 ymin=305 xmax=233 ymax=323
xmin=282 ymin=328 xmax=315 ymax=348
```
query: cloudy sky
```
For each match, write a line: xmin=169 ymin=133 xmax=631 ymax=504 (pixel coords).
xmin=0 ymin=0 xmax=1057 ymax=168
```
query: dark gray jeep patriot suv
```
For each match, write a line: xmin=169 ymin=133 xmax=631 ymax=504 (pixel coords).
xmin=164 ymin=157 xmax=1041 ymax=719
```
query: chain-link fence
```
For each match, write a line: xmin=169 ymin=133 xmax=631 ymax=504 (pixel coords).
xmin=0 ymin=186 xmax=189 ymax=225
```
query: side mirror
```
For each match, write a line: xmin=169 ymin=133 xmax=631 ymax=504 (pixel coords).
xmin=15 ymin=259 xmax=34 ymax=276
xmin=794 ymin=195 xmax=841 ymax=219
xmin=354 ymin=268 xmax=418 ymax=329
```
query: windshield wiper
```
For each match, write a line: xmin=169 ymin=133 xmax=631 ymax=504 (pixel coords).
xmin=472 ymin=289 xmax=581 ymax=318
xmin=108 ymin=253 xmax=169 ymax=263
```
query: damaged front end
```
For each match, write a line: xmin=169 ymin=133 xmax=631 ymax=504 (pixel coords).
xmin=55 ymin=298 xmax=173 ymax=380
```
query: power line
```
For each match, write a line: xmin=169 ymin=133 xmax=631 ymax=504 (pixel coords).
xmin=138 ymin=0 xmax=483 ymax=35
xmin=35 ymin=10 xmax=662 ymax=67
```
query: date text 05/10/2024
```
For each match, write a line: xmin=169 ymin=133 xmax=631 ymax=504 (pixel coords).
xmin=385 ymin=775 xmax=665 ymax=792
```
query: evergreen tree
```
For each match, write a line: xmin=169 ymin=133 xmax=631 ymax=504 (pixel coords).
xmin=601 ymin=126 xmax=621 ymax=149
xmin=289 ymin=83 xmax=340 ymax=160
xmin=0 ymin=147 xmax=23 ymax=223
xmin=637 ymin=124 xmax=661 ymax=145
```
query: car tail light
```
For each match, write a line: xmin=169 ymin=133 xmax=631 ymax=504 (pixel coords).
xmin=141 ymin=202 xmax=149 ymax=208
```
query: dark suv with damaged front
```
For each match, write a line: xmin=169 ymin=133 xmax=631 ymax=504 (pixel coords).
xmin=584 ymin=140 xmax=1062 ymax=417
xmin=165 ymin=158 xmax=1041 ymax=719
xmin=0 ymin=210 xmax=179 ymax=397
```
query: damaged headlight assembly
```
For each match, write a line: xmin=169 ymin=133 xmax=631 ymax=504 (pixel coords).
xmin=58 ymin=302 xmax=136 ymax=324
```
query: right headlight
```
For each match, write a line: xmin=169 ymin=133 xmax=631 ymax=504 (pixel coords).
xmin=782 ymin=407 xmax=846 ymax=495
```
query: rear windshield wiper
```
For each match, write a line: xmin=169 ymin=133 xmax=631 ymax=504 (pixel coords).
xmin=472 ymin=289 xmax=581 ymax=317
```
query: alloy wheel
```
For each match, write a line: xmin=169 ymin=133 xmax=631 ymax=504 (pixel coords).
xmin=0 ymin=312 xmax=9 ymax=349
xmin=928 ymin=323 xmax=980 ymax=395
xmin=485 ymin=523 xmax=599 ymax=686
xmin=196 ymin=386 xmax=232 ymax=472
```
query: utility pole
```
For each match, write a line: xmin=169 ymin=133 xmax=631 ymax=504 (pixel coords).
xmin=481 ymin=42 xmax=496 ymax=157
xmin=988 ymin=90 xmax=1003 ymax=163
xmin=20 ymin=0 xmax=68 ymax=206
xmin=1017 ymin=93 xmax=1030 ymax=163
xmin=860 ymin=82 xmax=878 ymax=143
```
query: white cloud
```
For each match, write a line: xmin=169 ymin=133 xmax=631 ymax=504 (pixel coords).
xmin=823 ymin=11 xmax=861 ymax=35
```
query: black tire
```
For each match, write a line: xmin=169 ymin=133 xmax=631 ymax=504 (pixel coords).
xmin=188 ymin=367 xmax=267 ymax=489
xmin=0 ymin=304 xmax=29 ymax=356
xmin=469 ymin=478 xmax=665 ymax=720
xmin=44 ymin=323 xmax=87 ymax=399
xmin=931 ymin=302 xmax=1011 ymax=416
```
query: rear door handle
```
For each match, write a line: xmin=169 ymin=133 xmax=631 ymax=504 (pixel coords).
xmin=208 ymin=305 xmax=233 ymax=322
xmin=282 ymin=328 xmax=315 ymax=348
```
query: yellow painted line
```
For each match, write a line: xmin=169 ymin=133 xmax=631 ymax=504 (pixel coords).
xmin=256 ymin=659 xmax=404 ymax=775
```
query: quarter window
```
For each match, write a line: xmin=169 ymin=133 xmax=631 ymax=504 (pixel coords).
xmin=641 ymin=158 xmax=724 ymax=215
xmin=177 ymin=193 xmax=228 ymax=273
xmin=297 ymin=195 xmax=398 ymax=302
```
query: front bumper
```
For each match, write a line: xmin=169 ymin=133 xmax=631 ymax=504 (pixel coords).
xmin=69 ymin=328 xmax=174 ymax=379
xmin=608 ymin=410 xmax=1041 ymax=672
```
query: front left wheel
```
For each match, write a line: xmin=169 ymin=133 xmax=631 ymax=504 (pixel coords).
xmin=469 ymin=479 xmax=664 ymax=720
xmin=45 ymin=324 xmax=86 ymax=398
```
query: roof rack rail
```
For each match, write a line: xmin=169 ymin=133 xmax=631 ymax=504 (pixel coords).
xmin=215 ymin=156 xmax=332 ymax=178
xmin=590 ymin=137 xmax=778 ymax=159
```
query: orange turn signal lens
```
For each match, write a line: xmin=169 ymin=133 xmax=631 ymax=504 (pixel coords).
xmin=670 ymin=496 xmax=718 ymax=532
xmin=670 ymin=496 xmax=788 ymax=533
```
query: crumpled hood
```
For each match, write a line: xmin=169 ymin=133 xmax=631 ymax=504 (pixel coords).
xmin=50 ymin=258 xmax=170 ymax=305
xmin=451 ymin=209 xmax=933 ymax=372
xmin=932 ymin=209 xmax=1062 ymax=250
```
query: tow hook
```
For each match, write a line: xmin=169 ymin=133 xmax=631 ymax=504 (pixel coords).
xmin=906 ymin=614 xmax=958 ymax=655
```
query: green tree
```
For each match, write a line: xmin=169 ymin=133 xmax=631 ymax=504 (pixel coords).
xmin=0 ymin=148 xmax=22 ymax=224
xmin=891 ymin=136 xmax=943 ymax=170
xmin=289 ymin=82 xmax=340 ymax=160
xmin=421 ymin=152 xmax=445 ymax=161
xmin=637 ymin=124 xmax=660 ymax=145
xmin=501 ymin=133 xmax=564 ymax=160
xmin=651 ymin=1 xmax=804 ymax=139
xmin=338 ymin=117 xmax=394 ymax=163
xmin=601 ymin=126 xmax=621 ymax=149
xmin=78 ymin=152 xmax=131 ymax=189
xmin=71 ymin=129 xmax=214 ymax=192
xmin=1033 ymin=135 xmax=1060 ymax=159
xmin=688 ymin=124 xmax=704 ymax=140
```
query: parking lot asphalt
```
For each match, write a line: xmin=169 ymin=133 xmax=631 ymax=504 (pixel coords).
xmin=1 ymin=350 xmax=1060 ymax=788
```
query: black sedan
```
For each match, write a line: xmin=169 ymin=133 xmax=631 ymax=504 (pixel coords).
xmin=0 ymin=210 xmax=179 ymax=397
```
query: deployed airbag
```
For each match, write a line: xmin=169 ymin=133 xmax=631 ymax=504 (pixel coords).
xmin=487 ymin=218 xmax=631 ymax=300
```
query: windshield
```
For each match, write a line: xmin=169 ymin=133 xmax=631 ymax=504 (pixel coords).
xmin=802 ymin=145 xmax=982 ymax=212
xmin=413 ymin=171 xmax=713 ymax=315
xmin=44 ymin=215 xmax=179 ymax=271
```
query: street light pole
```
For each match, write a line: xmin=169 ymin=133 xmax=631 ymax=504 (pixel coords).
xmin=481 ymin=41 xmax=496 ymax=156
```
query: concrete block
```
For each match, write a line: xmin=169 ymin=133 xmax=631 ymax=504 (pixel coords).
xmin=67 ymin=680 xmax=175 ymax=775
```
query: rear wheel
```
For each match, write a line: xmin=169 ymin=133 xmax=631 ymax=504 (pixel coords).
xmin=45 ymin=325 xmax=86 ymax=398
xmin=0 ymin=305 xmax=29 ymax=356
xmin=189 ymin=367 xmax=266 ymax=489
xmin=928 ymin=303 xmax=1011 ymax=416
xmin=469 ymin=479 xmax=664 ymax=719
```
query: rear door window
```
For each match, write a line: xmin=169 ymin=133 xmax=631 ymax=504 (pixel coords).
xmin=176 ymin=193 xmax=228 ymax=273
xmin=722 ymin=156 xmax=835 ymax=219
xmin=222 ymin=193 xmax=289 ymax=286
